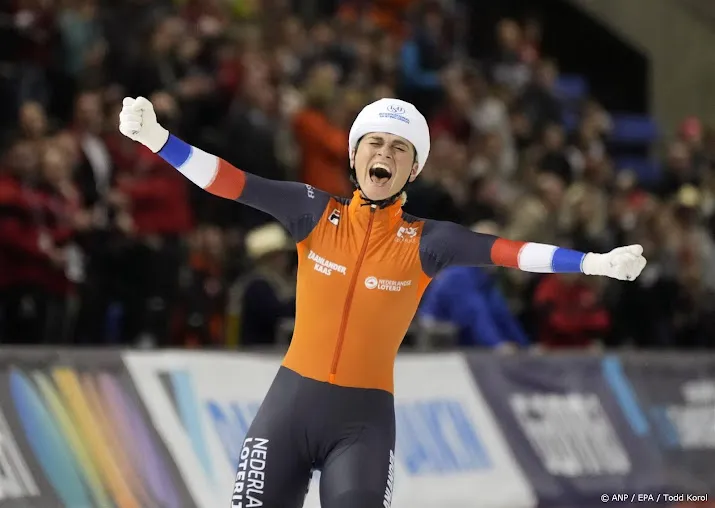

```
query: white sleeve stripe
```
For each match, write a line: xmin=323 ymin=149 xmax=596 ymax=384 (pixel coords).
xmin=518 ymin=243 xmax=558 ymax=273
xmin=176 ymin=146 xmax=219 ymax=189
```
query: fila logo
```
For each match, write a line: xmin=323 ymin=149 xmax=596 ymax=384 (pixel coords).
xmin=328 ymin=208 xmax=340 ymax=226
xmin=396 ymin=226 xmax=417 ymax=242
xmin=308 ymin=250 xmax=346 ymax=276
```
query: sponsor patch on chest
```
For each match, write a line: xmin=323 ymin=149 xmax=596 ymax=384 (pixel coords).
xmin=308 ymin=250 xmax=346 ymax=276
xmin=364 ymin=276 xmax=412 ymax=292
xmin=396 ymin=225 xmax=418 ymax=243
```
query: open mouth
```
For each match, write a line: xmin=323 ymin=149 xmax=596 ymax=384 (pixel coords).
xmin=369 ymin=163 xmax=392 ymax=186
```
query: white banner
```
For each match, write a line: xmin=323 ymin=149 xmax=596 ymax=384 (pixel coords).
xmin=121 ymin=351 xmax=320 ymax=508
xmin=392 ymin=353 xmax=536 ymax=508
xmin=123 ymin=351 xmax=535 ymax=508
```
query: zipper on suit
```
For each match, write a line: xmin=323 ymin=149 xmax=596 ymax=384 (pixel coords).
xmin=329 ymin=205 xmax=376 ymax=383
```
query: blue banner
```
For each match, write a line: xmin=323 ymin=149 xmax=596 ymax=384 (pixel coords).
xmin=604 ymin=353 xmax=715 ymax=495
xmin=466 ymin=353 xmax=668 ymax=507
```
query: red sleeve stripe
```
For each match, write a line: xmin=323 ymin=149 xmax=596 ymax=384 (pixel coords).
xmin=205 ymin=158 xmax=245 ymax=200
xmin=158 ymin=134 xmax=245 ymax=199
xmin=490 ymin=238 xmax=527 ymax=268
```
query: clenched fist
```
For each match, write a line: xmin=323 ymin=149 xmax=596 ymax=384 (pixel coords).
xmin=583 ymin=244 xmax=647 ymax=281
xmin=118 ymin=96 xmax=169 ymax=153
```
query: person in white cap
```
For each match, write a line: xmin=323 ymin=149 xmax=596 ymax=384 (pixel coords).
xmin=118 ymin=95 xmax=646 ymax=508
xmin=346 ymin=98 xmax=431 ymax=207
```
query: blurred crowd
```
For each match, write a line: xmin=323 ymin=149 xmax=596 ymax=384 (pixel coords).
xmin=0 ymin=0 xmax=714 ymax=351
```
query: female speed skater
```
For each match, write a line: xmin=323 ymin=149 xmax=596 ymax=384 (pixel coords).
xmin=118 ymin=95 xmax=646 ymax=508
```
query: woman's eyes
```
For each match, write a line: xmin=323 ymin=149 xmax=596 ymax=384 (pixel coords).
xmin=371 ymin=142 xmax=405 ymax=152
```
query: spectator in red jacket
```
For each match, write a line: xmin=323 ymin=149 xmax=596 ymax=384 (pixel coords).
xmin=0 ymin=139 xmax=82 ymax=344
xmin=0 ymin=140 xmax=41 ymax=344
xmin=532 ymin=272 xmax=611 ymax=350
xmin=100 ymin=101 xmax=194 ymax=347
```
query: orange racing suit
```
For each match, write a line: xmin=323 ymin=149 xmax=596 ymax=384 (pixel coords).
xmin=156 ymin=133 xmax=587 ymax=508
xmin=157 ymin=133 xmax=588 ymax=393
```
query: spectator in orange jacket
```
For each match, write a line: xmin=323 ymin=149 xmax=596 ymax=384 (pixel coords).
xmin=292 ymin=63 xmax=352 ymax=197
xmin=338 ymin=0 xmax=418 ymax=39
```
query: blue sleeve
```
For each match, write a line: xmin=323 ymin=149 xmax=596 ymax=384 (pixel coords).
xmin=418 ymin=268 xmax=507 ymax=348
xmin=455 ymin=293 xmax=508 ymax=347
xmin=400 ymin=40 xmax=441 ymax=90
xmin=485 ymin=287 xmax=530 ymax=346
xmin=418 ymin=284 xmax=446 ymax=320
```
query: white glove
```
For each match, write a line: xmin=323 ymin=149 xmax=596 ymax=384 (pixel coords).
xmin=582 ymin=244 xmax=647 ymax=281
xmin=118 ymin=96 xmax=169 ymax=153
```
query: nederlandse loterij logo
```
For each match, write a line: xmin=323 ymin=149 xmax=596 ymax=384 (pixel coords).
xmin=364 ymin=276 xmax=412 ymax=292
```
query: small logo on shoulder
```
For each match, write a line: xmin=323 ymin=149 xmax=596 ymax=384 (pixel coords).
xmin=305 ymin=184 xmax=315 ymax=199
xmin=328 ymin=208 xmax=340 ymax=226
xmin=396 ymin=226 xmax=417 ymax=243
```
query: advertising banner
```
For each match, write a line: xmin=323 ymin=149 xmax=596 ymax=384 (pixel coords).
xmin=466 ymin=353 xmax=667 ymax=508
xmin=391 ymin=353 xmax=536 ymax=508
xmin=0 ymin=347 xmax=193 ymax=508
xmin=603 ymin=353 xmax=715 ymax=495
xmin=124 ymin=351 xmax=537 ymax=508
xmin=122 ymin=351 xmax=294 ymax=508
xmin=0 ymin=347 xmax=711 ymax=507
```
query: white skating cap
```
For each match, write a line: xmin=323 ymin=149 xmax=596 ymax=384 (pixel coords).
xmin=348 ymin=98 xmax=430 ymax=176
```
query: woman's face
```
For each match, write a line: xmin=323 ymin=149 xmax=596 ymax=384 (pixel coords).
xmin=352 ymin=132 xmax=417 ymax=201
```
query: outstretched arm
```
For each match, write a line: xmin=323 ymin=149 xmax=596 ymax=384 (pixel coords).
xmin=118 ymin=96 xmax=330 ymax=241
xmin=419 ymin=220 xmax=646 ymax=281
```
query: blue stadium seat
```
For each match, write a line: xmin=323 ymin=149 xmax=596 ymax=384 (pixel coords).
xmin=554 ymin=74 xmax=589 ymax=104
xmin=609 ymin=114 xmax=659 ymax=145
xmin=562 ymin=110 xmax=579 ymax=132
xmin=614 ymin=157 xmax=662 ymax=186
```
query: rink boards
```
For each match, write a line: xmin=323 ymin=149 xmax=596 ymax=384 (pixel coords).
xmin=0 ymin=348 xmax=712 ymax=508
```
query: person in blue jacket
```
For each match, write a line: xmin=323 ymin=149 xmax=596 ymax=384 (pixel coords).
xmin=418 ymin=221 xmax=530 ymax=351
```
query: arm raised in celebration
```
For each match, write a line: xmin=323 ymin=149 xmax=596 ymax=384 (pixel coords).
xmin=118 ymin=96 xmax=330 ymax=241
